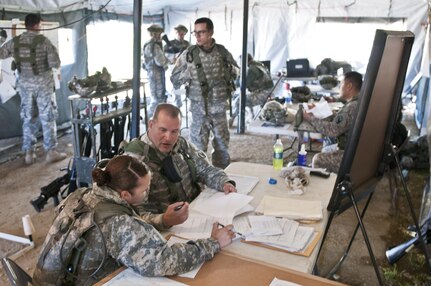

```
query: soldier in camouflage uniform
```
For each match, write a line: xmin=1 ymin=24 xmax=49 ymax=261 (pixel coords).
xmin=0 ymin=14 xmax=66 ymax=164
xmin=122 ymin=103 xmax=237 ymax=217
xmin=171 ymin=17 xmax=239 ymax=169
xmin=143 ymin=24 xmax=170 ymax=118
xmin=230 ymin=53 xmax=273 ymax=125
xmin=303 ymin=71 xmax=362 ymax=173
xmin=33 ymin=155 xmax=235 ymax=285
xmin=164 ymin=24 xmax=190 ymax=108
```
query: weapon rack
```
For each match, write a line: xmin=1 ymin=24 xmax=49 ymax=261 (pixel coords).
xmin=68 ymin=84 xmax=144 ymax=186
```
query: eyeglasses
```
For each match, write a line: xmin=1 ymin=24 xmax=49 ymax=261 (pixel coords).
xmin=192 ymin=30 xmax=208 ymax=36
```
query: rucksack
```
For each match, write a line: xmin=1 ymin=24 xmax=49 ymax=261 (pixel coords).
xmin=34 ymin=188 xmax=134 ymax=285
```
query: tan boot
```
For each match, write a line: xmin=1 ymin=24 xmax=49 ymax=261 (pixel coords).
xmin=25 ymin=150 xmax=36 ymax=165
xmin=46 ymin=149 xmax=67 ymax=163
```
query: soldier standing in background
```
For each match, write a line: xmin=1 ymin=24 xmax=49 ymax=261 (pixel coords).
xmin=0 ymin=13 xmax=66 ymax=164
xmin=164 ymin=24 xmax=190 ymax=108
xmin=143 ymin=24 xmax=170 ymax=118
xmin=303 ymin=71 xmax=362 ymax=173
xmin=171 ymin=17 xmax=238 ymax=169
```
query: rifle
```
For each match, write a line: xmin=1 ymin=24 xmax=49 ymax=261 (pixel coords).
xmin=30 ymin=170 xmax=71 ymax=212
xmin=162 ymin=34 xmax=181 ymax=54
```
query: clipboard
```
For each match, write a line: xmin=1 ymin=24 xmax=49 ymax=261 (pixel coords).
xmin=241 ymin=231 xmax=321 ymax=257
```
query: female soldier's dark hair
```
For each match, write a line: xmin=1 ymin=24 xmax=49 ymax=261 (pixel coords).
xmin=92 ymin=155 xmax=149 ymax=193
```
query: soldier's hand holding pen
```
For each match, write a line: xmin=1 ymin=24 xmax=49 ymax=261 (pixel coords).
xmin=162 ymin=201 xmax=189 ymax=227
xmin=211 ymin=222 xmax=235 ymax=248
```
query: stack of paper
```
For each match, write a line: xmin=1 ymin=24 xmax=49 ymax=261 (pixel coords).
xmin=227 ymin=174 xmax=260 ymax=195
xmin=191 ymin=189 xmax=254 ymax=222
xmin=245 ymin=216 xmax=316 ymax=252
xmin=256 ymin=196 xmax=323 ymax=221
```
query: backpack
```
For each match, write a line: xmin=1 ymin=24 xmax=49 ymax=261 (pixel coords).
xmin=34 ymin=188 xmax=134 ymax=285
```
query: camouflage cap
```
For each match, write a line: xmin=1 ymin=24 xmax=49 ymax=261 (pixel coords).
xmin=147 ymin=24 xmax=164 ymax=33
xmin=174 ymin=24 xmax=188 ymax=33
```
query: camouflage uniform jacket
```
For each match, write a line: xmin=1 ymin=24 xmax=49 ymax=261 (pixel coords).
xmin=170 ymin=39 xmax=238 ymax=115
xmin=123 ymin=133 xmax=234 ymax=215
xmin=143 ymin=39 xmax=169 ymax=71
xmin=246 ymin=60 xmax=274 ymax=92
xmin=0 ymin=30 xmax=60 ymax=81
xmin=33 ymin=185 xmax=220 ymax=285
xmin=308 ymin=95 xmax=359 ymax=150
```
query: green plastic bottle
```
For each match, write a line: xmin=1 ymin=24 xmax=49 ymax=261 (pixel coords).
xmin=273 ymin=139 xmax=284 ymax=170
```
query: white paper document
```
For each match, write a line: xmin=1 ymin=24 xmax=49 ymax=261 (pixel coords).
xmin=304 ymin=98 xmax=333 ymax=119
xmin=170 ymin=213 xmax=215 ymax=239
xmin=246 ymin=217 xmax=315 ymax=252
xmin=191 ymin=189 xmax=254 ymax=221
xmin=227 ymin=174 xmax=259 ymax=195
xmin=248 ymin=215 xmax=284 ymax=236
xmin=103 ymin=268 xmax=188 ymax=285
xmin=269 ymin=277 xmax=301 ymax=286
xmin=256 ymin=196 xmax=323 ymax=221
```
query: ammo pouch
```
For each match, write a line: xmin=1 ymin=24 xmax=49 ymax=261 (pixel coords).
xmin=161 ymin=155 xmax=183 ymax=183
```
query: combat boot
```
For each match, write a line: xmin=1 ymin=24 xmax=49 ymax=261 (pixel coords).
xmin=25 ymin=150 xmax=36 ymax=165
xmin=46 ymin=149 xmax=67 ymax=163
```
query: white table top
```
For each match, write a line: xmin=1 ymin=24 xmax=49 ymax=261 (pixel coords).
xmin=223 ymin=162 xmax=336 ymax=273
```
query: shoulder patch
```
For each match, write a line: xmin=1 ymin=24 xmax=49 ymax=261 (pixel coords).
xmin=336 ymin=115 xmax=344 ymax=124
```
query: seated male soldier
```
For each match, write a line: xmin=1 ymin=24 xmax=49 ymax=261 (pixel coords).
xmin=302 ymin=71 xmax=362 ymax=173
xmin=121 ymin=103 xmax=237 ymax=220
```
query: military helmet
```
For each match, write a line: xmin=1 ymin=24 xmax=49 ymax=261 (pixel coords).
xmin=174 ymin=24 xmax=188 ymax=33
xmin=147 ymin=24 xmax=164 ymax=33
xmin=259 ymin=100 xmax=286 ymax=125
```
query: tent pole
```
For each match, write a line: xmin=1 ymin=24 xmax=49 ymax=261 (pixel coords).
xmin=131 ymin=0 xmax=143 ymax=139
xmin=237 ymin=0 xmax=249 ymax=134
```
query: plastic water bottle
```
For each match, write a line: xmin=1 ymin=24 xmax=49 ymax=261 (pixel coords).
xmin=283 ymin=82 xmax=292 ymax=108
xmin=297 ymin=144 xmax=307 ymax=166
xmin=273 ymin=139 xmax=284 ymax=170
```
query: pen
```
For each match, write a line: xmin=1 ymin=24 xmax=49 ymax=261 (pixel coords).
xmin=174 ymin=202 xmax=185 ymax=211
xmin=217 ymin=222 xmax=244 ymax=238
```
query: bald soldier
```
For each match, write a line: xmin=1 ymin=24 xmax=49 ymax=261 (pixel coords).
xmin=143 ymin=24 xmax=170 ymax=118
xmin=303 ymin=71 xmax=363 ymax=173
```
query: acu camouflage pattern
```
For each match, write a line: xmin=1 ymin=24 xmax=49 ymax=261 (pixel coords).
xmin=123 ymin=133 xmax=232 ymax=216
xmin=164 ymin=39 xmax=190 ymax=54
xmin=170 ymin=40 xmax=238 ymax=168
xmin=0 ymin=31 xmax=61 ymax=152
xmin=231 ymin=60 xmax=274 ymax=119
xmin=143 ymin=39 xmax=170 ymax=118
xmin=33 ymin=185 xmax=220 ymax=285
xmin=308 ymin=96 xmax=359 ymax=173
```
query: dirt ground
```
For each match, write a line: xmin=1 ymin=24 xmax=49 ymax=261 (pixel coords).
xmin=0 ymin=107 xmax=429 ymax=285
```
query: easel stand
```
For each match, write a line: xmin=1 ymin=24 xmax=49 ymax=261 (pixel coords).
xmin=322 ymin=177 xmax=384 ymax=285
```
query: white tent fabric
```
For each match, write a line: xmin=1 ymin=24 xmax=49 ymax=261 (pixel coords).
xmin=0 ymin=0 xmax=429 ymax=139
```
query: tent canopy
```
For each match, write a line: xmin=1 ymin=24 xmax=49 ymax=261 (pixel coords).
xmin=0 ymin=0 xmax=428 ymax=139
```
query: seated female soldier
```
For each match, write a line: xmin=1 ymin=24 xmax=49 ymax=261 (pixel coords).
xmin=33 ymin=155 xmax=235 ymax=285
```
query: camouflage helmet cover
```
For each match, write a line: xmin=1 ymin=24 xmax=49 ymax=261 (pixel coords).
xmin=174 ymin=24 xmax=188 ymax=33
xmin=147 ymin=24 xmax=164 ymax=33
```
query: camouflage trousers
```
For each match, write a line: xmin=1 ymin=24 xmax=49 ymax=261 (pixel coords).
xmin=190 ymin=113 xmax=230 ymax=169
xmin=311 ymin=149 xmax=344 ymax=174
xmin=18 ymin=79 xmax=58 ymax=152
xmin=231 ymin=88 xmax=271 ymax=119
xmin=147 ymin=67 xmax=167 ymax=118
